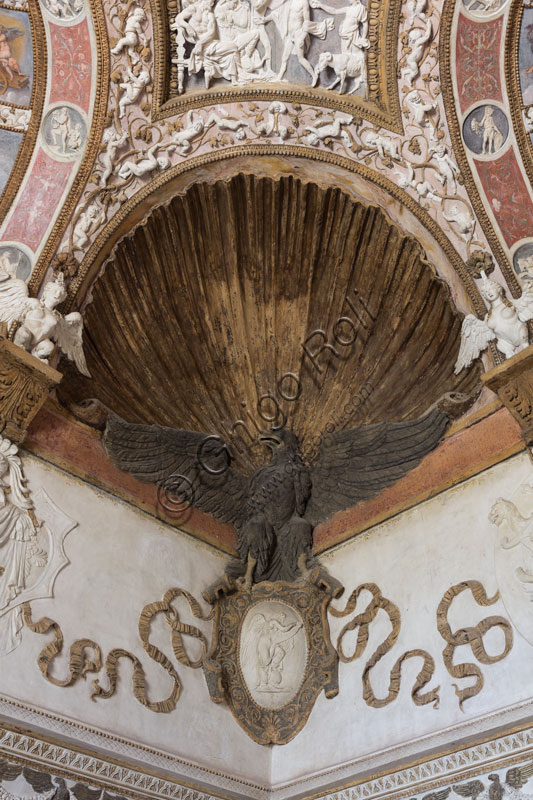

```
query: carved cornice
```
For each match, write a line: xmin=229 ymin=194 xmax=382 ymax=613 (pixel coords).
xmin=2 ymin=710 xmax=533 ymax=800
xmin=0 ymin=340 xmax=61 ymax=443
xmin=482 ymin=345 xmax=533 ymax=447
xmin=65 ymin=148 xmax=487 ymax=319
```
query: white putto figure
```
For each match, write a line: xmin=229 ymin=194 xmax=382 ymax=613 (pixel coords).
xmin=111 ymin=6 xmax=147 ymax=64
xmin=455 ymin=271 xmax=533 ymax=373
xmin=0 ymin=270 xmax=90 ymax=376
xmin=0 ymin=436 xmax=41 ymax=654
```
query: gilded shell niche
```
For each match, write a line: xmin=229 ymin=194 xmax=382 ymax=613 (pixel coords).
xmin=58 ymin=173 xmax=480 ymax=475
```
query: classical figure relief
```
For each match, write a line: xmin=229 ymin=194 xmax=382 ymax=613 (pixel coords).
xmin=454 ymin=766 xmax=533 ymax=800
xmin=0 ymin=271 xmax=90 ymax=376
xmin=0 ymin=104 xmax=29 ymax=132
xmin=169 ymin=0 xmax=368 ymax=95
xmin=42 ymin=107 xmax=87 ymax=160
xmin=489 ymin=475 xmax=533 ymax=646
xmin=104 ymin=392 xmax=472 ymax=589
xmin=39 ymin=0 xmax=84 ymax=18
xmin=471 ymin=107 xmax=504 ymax=154
xmin=240 ymin=601 xmax=306 ymax=708
xmin=0 ymin=435 xmax=76 ymax=654
xmin=455 ymin=262 xmax=533 ymax=372
xmin=463 ymin=105 xmax=508 ymax=156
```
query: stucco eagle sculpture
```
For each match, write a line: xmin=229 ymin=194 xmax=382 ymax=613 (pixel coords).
xmin=104 ymin=392 xmax=472 ymax=587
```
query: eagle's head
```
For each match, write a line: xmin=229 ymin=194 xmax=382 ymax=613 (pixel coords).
xmin=258 ymin=428 xmax=300 ymax=461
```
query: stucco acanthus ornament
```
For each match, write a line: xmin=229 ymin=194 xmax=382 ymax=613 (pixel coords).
xmin=0 ymin=435 xmax=76 ymax=655
xmin=50 ymin=0 xmax=498 ymax=277
xmin=455 ymin=268 xmax=533 ymax=373
xmin=0 ymin=271 xmax=90 ymax=376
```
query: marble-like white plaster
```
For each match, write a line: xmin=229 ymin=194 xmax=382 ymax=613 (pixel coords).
xmin=3 ymin=451 xmax=533 ymax=794
xmin=0 ymin=453 xmax=271 ymax=786
xmin=272 ymin=450 xmax=533 ymax=786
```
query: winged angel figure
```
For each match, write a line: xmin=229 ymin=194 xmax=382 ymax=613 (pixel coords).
xmin=455 ymin=272 xmax=533 ymax=373
xmin=0 ymin=263 xmax=90 ymax=376
xmin=454 ymin=762 xmax=533 ymax=800
xmin=104 ymin=392 xmax=473 ymax=588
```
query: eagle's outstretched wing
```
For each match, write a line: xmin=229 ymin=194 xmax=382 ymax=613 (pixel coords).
xmin=421 ymin=790 xmax=452 ymax=800
xmin=452 ymin=781 xmax=486 ymax=800
xmin=305 ymin=393 xmax=472 ymax=528
xmin=506 ymin=762 xmax=533 ymax=789
xmin=104 ymin=415 xmax=249 ymax=530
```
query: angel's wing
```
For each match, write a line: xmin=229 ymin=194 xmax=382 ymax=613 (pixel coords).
xmin=454 ymin=314 xmax=495 ymax=374
xmin=506 ymin=763 xmax=533 ymax=789
xmin=104 ymin=414 xmax=250 ymax=530
xmin=0 ymin=276 xmax=29 ymax=329
xmin=513 ymin=287 xmax=533 ymax=322
xmin=305 ymin=394 xmax=470 ymax=527
xmin=54 ymin=311 xmax=91 ymax=377
xmin=452 ymin=781 xmax=486 ymax=799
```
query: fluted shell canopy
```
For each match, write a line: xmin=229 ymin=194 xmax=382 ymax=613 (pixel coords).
xmin=60 ymin=173 xmax=480 ymax=474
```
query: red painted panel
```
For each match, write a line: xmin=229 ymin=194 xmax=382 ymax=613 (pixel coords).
xmin=48 ymin=19 xmax=92 ymax=113
xmin=2 ymin=149 xmax=72 ymax=250
xmin=474 ymin=148 xmax=533 ymax=247
xmin=456 ymin=14 xmax=503 ymax=114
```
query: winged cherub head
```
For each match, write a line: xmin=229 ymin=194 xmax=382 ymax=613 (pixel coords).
xmin=41 ymin=273 xmax=68 ymax=310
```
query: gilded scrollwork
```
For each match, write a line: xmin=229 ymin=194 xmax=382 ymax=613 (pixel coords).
xmin=436 ymin=579 xmax=513 ymax=708
xmin=22 ymin=586 xmax=213 ymax=713
xmin=330 ymin=582 xmax=440 ymax=708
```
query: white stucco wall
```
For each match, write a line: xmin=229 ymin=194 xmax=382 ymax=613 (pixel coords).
xmin=2 ymin=451 xmax=533 ymax=793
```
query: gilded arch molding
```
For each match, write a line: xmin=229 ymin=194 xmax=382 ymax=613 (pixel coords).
xmin=66 ymin=148 xmax=487 ymax=321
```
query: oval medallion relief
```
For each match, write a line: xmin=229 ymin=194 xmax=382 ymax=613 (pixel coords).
xmin=240 ymin=600 xmax=307 ymax=710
